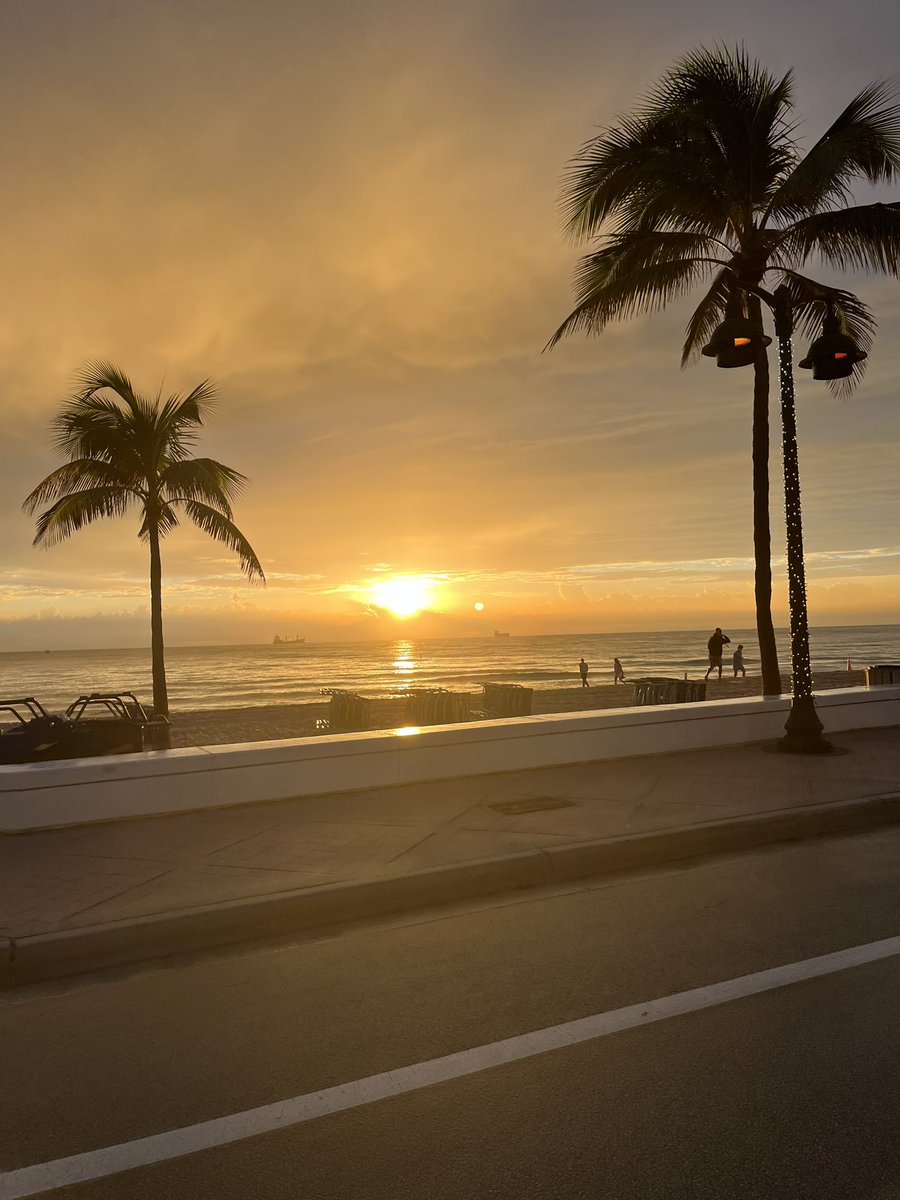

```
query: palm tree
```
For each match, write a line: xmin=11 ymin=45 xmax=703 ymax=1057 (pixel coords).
xmin=548 ymin=47 xmax=900 ymax=695
xmin=24 ymin=361 xmax=265 ymax=719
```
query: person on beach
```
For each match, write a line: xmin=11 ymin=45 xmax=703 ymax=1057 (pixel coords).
xmin=704 ymin=627 xmax=731 ymax=680
xmin=732 ymin=644 xmax=746 ymax=679
xmin=579 ymin=657 xmax=590 ymax=687
xmin=613 ymin=657 xmax=626 ymax=685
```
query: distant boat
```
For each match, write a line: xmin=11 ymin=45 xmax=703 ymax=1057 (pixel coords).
xmin=273 ymin=635 xmax=306 ymax=645
xmin=493 ymin=630 xmax=510 ymax=638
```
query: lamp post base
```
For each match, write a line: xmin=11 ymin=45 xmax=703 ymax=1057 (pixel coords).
xmin=778 ymin=693 xmax=832 ymax=755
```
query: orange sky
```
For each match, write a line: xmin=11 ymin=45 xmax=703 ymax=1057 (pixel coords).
xmin=1 ymin=1 xmax=899 ymax=649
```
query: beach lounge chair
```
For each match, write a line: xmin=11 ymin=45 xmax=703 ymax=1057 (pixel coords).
xmin=473 ymin=683 xmax=534 ymax=719
xmin=320 ymin=689 xmax=372 ymax=732
xmin=404 ymin=689 xmax=471 ymax=725
xmin=865 ymin=663 xmax=900 ymax=685
xmin=632 ymin=678 xmax=707 ymax=706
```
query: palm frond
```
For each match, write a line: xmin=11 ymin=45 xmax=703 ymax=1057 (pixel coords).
xmin=138 ymin=502 xmax=180 ymax=542
xmin=650 ymin=45 xmax=793 ymax=121
xmin=681 ymin=268 xmax=734 ymax=364
xmin=181 ymin=501 xmax=265 ymax=581
xmin=70 ymin=361 xmax=161 ymax=446
xmin=606 ymin=226 xmax=727 ymax=268
xmin=161 ymin=458 xmax=247 ymax=516
xmin=776 ymin=270 xmax=875 ymax=349
xmin=776 ymin=202 xmax=900 ymax=274
xmin=31 ymin=487 xmax=133 ymax=547
xmin=23 ymin=459 xmax=138 ymax=513
xmin=775 ymin=270 xmax=874 ymax=397
xmin=50 ymin=393 xmax=131 ymax=461
xmin=74 ymin=360 xmax=140 ymax=405
xmin=53 ymin=363 xmax=225 ymax=480
xmin=767 ymin=82 xmax=900 ymax=221
xmin=562 ymin=117 xmax=738 ymax=242
xmin=648 ymin=45 xmax=797 ymax=205
xmin=157 ymin=379 xmax=218 ymax=457
xmin=561 ymin=46 xmax=797 ymax=243
xmin=546 ymin=252 xmax=712 ymax=349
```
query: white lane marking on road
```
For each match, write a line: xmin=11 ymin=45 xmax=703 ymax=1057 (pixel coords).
xmin=4 ymin=933 xmax=900 ymax=1198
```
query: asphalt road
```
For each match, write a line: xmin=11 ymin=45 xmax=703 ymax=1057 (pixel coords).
xmin=3 ymin=826 xmax=900 ymax=1199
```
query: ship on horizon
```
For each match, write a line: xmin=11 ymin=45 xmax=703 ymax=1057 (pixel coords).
xmin=273 ymin=635 xmax=306 ymax=645
xmin=493 ymin=629 xmax=510 ymax=637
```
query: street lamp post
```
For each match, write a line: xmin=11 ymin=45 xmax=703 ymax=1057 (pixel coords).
xmin=703 ymin=281 xmax=867 ymax=755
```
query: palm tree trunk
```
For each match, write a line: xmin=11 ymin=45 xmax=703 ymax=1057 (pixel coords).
xmin=748 ymin=295 xmax=782 ymax=696
xmin=148 ymin=522 xmax=170 ymax=719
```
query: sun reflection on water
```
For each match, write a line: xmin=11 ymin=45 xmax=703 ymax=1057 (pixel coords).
xmin=392 ymin=640 xmax=417 ymax=677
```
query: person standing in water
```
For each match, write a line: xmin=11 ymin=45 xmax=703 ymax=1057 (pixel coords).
xmin=613 ymin=657 xmax=626 ymax=684
xmin=578 ymin=657 xmax=590 ymax=687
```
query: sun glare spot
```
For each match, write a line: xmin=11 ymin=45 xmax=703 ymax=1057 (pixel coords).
xmin=474 ymin=601 xmax=485 ymax=611
xmin=370 ymin=576 xmax=435 ymax=618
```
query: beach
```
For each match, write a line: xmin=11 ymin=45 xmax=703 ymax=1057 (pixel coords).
xmin=168 ymin=669 xmax=866 ymax=748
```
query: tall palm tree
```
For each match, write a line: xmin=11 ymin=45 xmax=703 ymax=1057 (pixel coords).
xmin=24 ymin=361 xmax=265 ymax=718
xmin=548 ymin=47 xmax=900 ymax=695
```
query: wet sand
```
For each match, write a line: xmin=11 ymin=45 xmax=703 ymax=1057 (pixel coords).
xmin=168 ymin=669 xmax=867 ymax=749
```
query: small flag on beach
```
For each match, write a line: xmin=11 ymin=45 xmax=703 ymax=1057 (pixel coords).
xmin=847 ymin=658 xmax=853 ymax=671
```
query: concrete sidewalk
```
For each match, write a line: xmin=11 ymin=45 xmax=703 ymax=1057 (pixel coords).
xmin=3 ymin=725 xmax=900 ymax=985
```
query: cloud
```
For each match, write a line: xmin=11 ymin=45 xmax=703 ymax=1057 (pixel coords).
xmin=2 ymin=4 xmax=900 ymax=644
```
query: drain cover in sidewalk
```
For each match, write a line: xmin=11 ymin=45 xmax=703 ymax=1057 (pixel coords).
xmin=488 ymin=796 xmax=578 ymax=816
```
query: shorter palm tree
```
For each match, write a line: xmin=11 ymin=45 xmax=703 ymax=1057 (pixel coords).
xmin=24 ymin=361 xmax=265 ymax=718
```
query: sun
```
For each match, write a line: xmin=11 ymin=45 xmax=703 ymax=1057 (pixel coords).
xmin=369 ymin=576 xmax=435 ymax=618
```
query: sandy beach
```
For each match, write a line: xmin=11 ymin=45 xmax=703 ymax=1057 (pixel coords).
xmin=168 ymin=669 xmax=867 ymax=749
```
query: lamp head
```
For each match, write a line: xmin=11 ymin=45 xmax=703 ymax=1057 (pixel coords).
xmin=798 ymin=307 xmax=867 ymax=381
xmin=701 ymin=291 xmax=772 ymax=368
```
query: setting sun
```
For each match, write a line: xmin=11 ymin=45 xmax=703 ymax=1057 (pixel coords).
xmin=369 ymin=576 xmax=436 ymax=618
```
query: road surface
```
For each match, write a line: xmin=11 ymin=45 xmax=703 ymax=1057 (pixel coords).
xmin=3 ymin=826 xmax=900 ymax=1198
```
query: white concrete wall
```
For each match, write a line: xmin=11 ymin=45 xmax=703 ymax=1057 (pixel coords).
xmin=2 ymin=686 xmax=898 ymax=832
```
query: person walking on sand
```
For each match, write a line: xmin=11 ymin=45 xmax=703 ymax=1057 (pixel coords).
xmin=613 ymin=657 xmax=626 ymax=685
xmin=704 ymin=627 xmax=731 ymax=681
xmin=732 ymin=644 xmax=746 ymax=679
xmin=579 ymin=657 xmax=590 ymax=687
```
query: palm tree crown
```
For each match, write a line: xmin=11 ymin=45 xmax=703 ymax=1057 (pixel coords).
xmin=550 ymin=47 xmax=900 ymax=360
xmin=549 ymin=47 xmax=900 ymax=695
xmin=24 ymin=361 xmax=264 ymax=717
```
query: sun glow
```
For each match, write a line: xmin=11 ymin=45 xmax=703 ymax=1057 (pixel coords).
xmin=369 ymin=576 xmax=436 ymax=618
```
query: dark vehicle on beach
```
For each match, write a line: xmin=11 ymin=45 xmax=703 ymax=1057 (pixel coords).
xmin=0 ymin=693 xmax=169 ymax=763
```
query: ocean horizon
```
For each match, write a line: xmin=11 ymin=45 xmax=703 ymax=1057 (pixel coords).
xmin=1 ymin=625 xmax=896 ymax=714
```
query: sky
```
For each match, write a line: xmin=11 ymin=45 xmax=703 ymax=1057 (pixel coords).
xmin=1 ymin=0 xmax=899 ymax=650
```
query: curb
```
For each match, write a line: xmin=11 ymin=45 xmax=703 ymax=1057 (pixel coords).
xmin=4 ymin=791 xmax=900 ymax=988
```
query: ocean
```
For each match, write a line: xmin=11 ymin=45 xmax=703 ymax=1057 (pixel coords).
xmin=0 ymin=626 xmax=896 ymax=714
